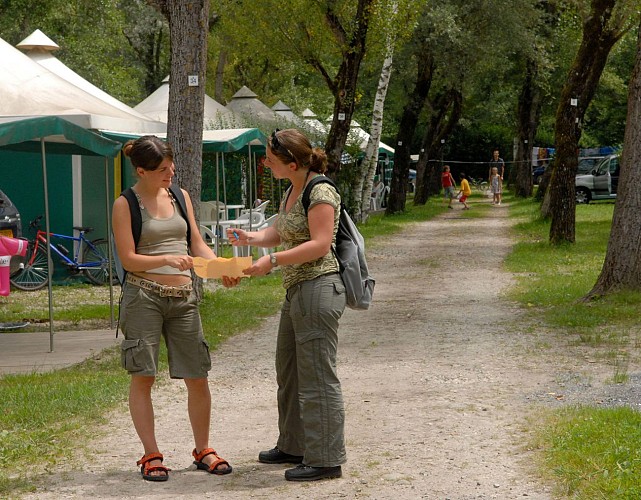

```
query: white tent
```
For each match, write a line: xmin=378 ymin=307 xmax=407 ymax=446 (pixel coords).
xmin=17 ymin=30 xmax=162 ymax=127
xmin=0 ymin=35 xmax=164 ymax=133
xmin=134 ymin=76 xmax=240 ymax=130
xmin=226 ymin=86 xmax=280 ymax=127
xmin=326 ymin=116 xmax=395 ymax=155
xmin=301 ymin=108 xmax=328 ymax=135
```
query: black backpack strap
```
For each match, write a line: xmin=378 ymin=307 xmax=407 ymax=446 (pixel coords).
xmin=121 ymin=187 xmax=142 ymax=248
xmin=168 ymin=183 xmax=191 ymax=247
xmin=302 ymin=176 xmax=338 ymax=215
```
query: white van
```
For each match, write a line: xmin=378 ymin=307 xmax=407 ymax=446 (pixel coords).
xmin=575 ymin=154 xmax=620 ymax=204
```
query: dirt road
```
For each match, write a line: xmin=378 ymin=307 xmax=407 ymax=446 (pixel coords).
xmin=26 ymin=201 xmax=560 ymax=499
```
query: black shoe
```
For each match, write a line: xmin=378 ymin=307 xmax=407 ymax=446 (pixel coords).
xmin=258 ymin=447 xmax=304 ymax=464
xmin=284 ymin=464 xmax=342 ymax=482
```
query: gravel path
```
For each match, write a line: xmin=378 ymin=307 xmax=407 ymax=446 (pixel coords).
xmin=24 ymin=199 xmax=627 ymax=499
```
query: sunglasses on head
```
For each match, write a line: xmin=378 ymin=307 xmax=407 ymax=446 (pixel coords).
xmin=270 ymin=129 xmax=295 ymax=161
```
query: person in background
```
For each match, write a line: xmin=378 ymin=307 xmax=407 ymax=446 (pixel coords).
xmin=457 ymin=172 xmax=472 ymax=210
xmin=489 ymin=166 xmax=502 ymax=205
xmin=441 ymin=165 xmax=456 ymax=209
xmin=112 ymin=135 xmax=239 ymax=482
xmin=488 ymin=148 xmax=505 ymax=181
xmin=227 ymin=128 xmax=347 ymax=482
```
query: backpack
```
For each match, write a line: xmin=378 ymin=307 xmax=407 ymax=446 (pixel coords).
xmin=302 ymin=176 xmax=375 ymax=310
xmin=113 ymin=183 xmax=191 ymax=285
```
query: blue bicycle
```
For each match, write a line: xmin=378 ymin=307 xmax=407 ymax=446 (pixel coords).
xmin=10 ymin=216 xmax=116 ymax=291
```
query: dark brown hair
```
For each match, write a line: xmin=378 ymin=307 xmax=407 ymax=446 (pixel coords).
xmin=123 ymin=135 xmax=173 ymax=171
xmin=270 ymin=129 xmax=327 ymax=174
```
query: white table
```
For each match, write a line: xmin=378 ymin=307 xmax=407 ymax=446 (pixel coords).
xmin=224 ymin=204 xmax=244 ymax=219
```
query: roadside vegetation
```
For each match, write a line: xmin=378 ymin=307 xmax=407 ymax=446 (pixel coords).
xmin=0 ymin=198 xmax=444 ymax=497
xmin=506 ymin=195 xmax=641 ymax=498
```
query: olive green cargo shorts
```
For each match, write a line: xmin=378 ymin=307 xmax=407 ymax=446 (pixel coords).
xmin=119 ymin=283 xmax=211 ymax=379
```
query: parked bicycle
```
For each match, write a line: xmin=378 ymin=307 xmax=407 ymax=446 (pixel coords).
xmin=10 ymin=216 xmax=116 ymax=291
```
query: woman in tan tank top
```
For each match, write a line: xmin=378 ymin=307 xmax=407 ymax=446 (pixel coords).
xmin=112 ymin=135 xmax=239 ymax=481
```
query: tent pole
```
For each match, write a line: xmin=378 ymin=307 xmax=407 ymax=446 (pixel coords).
xmin=222 ymin=153 xmax=228 ymax=213
xmin=41 ymin=138 xmax=55 ymax=352
xmin=248 ymin=144 xmax=253 ymax=232
xmin=215 ymin=153 xmax=221 ymax=256
xmin=105 ymin=157 xmax=114 ymax=329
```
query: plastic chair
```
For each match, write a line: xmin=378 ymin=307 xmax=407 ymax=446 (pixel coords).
xmin=200 ymin=201 xmax=226 ymax=224
xmin=370 ymin=182 xmax=385 ymax=210
xmin=199 ymin=225 xmax=218 ymax=248
xmin=241 ymin=200 xmax=270 ymax=216
xmin=257 ymin=214 xmax=279 ymax=257
xmin=219 ymin=212 xmax=266 ymax=257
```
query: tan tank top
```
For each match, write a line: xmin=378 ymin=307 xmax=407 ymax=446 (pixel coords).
xmin=135 ymin=190 xmax=190 ymax=276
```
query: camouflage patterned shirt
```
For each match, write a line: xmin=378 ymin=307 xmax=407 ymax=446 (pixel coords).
xmin=276 ymin=181 xmax=340 ymax=289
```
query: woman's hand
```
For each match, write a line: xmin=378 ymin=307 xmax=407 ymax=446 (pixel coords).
xmin=221 ymin=276 xmax=241 ymax=288
xmin=166 ymin=254 xmax=193 ymax=271
xmin=226 ymin=227 xmax=250 ymax=246
xmin=242 ymin=255 xmax=272 ymax=277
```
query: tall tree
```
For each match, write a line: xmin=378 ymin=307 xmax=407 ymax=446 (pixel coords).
xmin=585 ymin=17 xmax=641 ymax=298
xmin=546 ymin=0 xmax=632 ymax=244
xmin=146 ymin=0 xmax=209 ymax=215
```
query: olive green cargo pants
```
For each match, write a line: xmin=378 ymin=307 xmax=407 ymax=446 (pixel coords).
xmin=275 ymin=273 xmax=347 ymax=467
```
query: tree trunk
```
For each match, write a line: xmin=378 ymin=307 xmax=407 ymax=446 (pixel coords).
xmin=548 ymin=0 xmax=624 ymax=244
xmin=585 ymin=18 xmax=641 ymax=298
xmin=386 ymin=52 xmax=434 ymax=214
xmin=322 ymin=0 xmax=374 ymax=175
xmin=414 ymin=88 xmax=462 ymax=205
xmin=514 ymin=57 xmax=541 ymax=198
xmin=148 ymin=0 xmax=209 ymax=299
xmin=355 ymin=31 xmax=395 ymax=223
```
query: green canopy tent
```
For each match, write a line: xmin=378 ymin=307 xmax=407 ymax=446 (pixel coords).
xmin=0 ymin=116 xmax=122 ymax=351
xmin=102 ymin=128 xmax=267 ymax=255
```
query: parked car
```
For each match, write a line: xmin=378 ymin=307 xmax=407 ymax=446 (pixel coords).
xmin=0 ymin=189 xmax=23 ymax=275
xmin=0 ymin=189 xmax=22 ymax=239
xmin=575 ymin=154 xmax=620 ymax=204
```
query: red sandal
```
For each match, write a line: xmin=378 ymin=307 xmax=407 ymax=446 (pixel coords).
xmin=192 ymin=448 xmax=233 ymax=475
xmin=137 ymin=452 xmax=170 ymax=482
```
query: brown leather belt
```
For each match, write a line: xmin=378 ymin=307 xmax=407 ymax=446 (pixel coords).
xmin=126 ymin=274 xmax=192 ymax=298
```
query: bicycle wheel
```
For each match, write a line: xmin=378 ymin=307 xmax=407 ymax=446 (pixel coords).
xmin=83 ymin=238 xmax=118 ymax=286
xmin=10 ymin=242 xmax=50 ymax=291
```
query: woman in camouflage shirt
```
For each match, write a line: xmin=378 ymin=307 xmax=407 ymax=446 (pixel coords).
xmin=228 ymin=128 xmax=347 ymax=482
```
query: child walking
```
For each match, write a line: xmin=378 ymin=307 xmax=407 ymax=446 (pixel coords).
xmin=489 ymin=166 xmax=502 ymax=205
xmin=441 ymin=165 xmax=456 ymax=209
xmin=457 ymin=172 xmax=471 ymax=210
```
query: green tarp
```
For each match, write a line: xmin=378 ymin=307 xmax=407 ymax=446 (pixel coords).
xmin=0 ymin=116 xmax=121 ymax=156
xmin=101 ymin=127 xmax=266 ymax=153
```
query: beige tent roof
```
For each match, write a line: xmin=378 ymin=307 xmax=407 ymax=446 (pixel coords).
xmin=226 ymin=86 xmax=280 ymax=125
xmin=0 ymin=34 xmax=164 ymax=133
xmin=17 ymin=29 xmax=162 ymax=128
xmin=135 ymin=76 xmax=239 ymax=129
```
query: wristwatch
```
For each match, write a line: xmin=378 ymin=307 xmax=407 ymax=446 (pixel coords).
xmin=269 ymin=253 xmax=278 ymax=267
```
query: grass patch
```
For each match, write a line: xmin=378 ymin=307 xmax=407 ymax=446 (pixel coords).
xmin=533 ymin=407 xmax=641 ymax=498
xmin=505 ymin=199 xmax=639 ymax=333
xmin=508 ymin=198 xmax=641 ymax=497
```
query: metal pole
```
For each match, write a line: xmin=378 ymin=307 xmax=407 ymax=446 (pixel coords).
xmin=105 ymin=157 xmax=114 ymax=329
xmin=215 ymin=153 xmax=221 ymax=256
xmin=41 ymin=138 xmax=55 ymax=352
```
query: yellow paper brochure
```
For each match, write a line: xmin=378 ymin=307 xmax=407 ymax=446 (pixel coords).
xmin=192 ymin=256 xmax=252 ymax=279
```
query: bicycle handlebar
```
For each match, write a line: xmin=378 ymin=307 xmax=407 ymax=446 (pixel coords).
xmin=29 ymin=215 xmax=43 ymax=229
